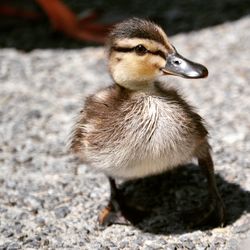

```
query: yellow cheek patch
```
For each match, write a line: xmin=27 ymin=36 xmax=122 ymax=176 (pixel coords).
xmin=109 ymin=49 xmax=166 ymax=85
xmin=136 ymin=62 xmax=157 ymax=77
xmin=138 ymin=55 xmax=165 ymax=75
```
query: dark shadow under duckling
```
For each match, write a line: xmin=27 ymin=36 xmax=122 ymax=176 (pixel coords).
xmin=69 ymin=18 xmax=225 ymax=228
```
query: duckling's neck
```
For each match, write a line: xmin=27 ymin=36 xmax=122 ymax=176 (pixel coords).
xmin=115 ymin=80 xmax=155 ymax=93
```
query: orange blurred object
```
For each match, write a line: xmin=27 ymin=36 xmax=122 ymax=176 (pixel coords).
xmin=0 ymin=0 xmax=113 ymax=43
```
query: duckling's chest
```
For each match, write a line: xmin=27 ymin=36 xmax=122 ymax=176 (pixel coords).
xmin=86 ymin=94 xmax=201 ymax=179
xmin=89 ymin=94 xmax=197 ymax=157
xmin=119 ymin=95 xmax=192 ymax=148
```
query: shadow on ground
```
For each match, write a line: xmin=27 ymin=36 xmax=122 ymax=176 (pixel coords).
xmin=117 ymin=164 xmax=250 ymax=234
xmin=0 ymin=0 xmax=249 ymax=50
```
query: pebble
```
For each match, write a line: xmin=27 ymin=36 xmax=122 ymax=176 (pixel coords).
xmin=54 ymin=206 xmax=71 ymax=218
xmin=226 ymin=238 xmax=239 ymax=250
xmin=6 ymin=243 xmax=21 ymax=250
xmin=0 ymin=243 xmax=8 ymax=250
xmin=234 ymin=222 xmax=250 ymax=234
xmin=35 ymin=217 xmax=46 ymax=226
xmin=145 ymin=240 xmax=163 ymax=249
xmin=23 ymin=196 xmax=43 ymax=212
xmin=118 ymin=241 xmax=129 ymax=249
xmin=181 ymin=240 xmax=195 ymax=249
xmin=23 ymin=238 xmax=41 ymax=248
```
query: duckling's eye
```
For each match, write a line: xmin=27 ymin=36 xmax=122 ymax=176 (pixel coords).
xmin=134 ymin=45 xmax=147 ymax=56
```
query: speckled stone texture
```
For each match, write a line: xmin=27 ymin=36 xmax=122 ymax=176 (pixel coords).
xmin=0 ymin=17 xmax=250 ymax=249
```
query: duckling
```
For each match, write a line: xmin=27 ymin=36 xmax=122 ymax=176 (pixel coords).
xmin=70 ymin=18 xmax=225 ymax=227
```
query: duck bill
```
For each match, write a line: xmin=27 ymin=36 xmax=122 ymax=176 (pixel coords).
xmin=162 ymin=51 xmax=208 ymax=79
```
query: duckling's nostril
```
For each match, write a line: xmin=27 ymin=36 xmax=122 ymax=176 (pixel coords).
xmin=173 ymin=59 xmax=182 ymax=65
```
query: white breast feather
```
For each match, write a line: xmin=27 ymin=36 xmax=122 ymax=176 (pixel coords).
xmin=85 ymin=95 xmax=197 ymax=179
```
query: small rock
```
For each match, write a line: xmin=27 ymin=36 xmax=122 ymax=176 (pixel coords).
xmin=144 ymin=240 xmax=163 ymax=249
xmin=5 ymin=180 xmax=17 ymax=189
xmin=54 ymin=206 xmax=70 ymax=218
xmin=18 ymin=234 xmax=28 ymax=242
xmin=35 ymin=216 xmax=46 ymax=226
xmin=6 ymin=242 xmax=21 ymax=250
xmin=43 ymin=239 xmax=50 ymax=246
xmin=226 ymin=238 xmax=239 ymax=250
xmin=0 ymin=206 xmax=7 ymax=213
xmin=24 ymin=238 xmax=41 ymax=248
xmin=223 ymin=132 xmax=245 ymax=144
xmin=182 ymin=240 xmax=195 ymax=250
xmin=2 ymin=230 xmax=14 ymax=238
xmin=118 ymin=241 xmax=129 ymax=249
xmin=234 ymin=222 xmax=250 ymax=234
xmin=14 ymin=154 xmax=33 ymax=164
xmin=23 ymin=196 xmax=43 ymax=212
xmin=15 ymin=212 xmax=28 ymax=221
xmin=89 ymin=242 xmax=103 ymax=250
xmin=165 ymin=244 xmax=177 ymax=250
xmin=27 ymin=109 xmax=41 ymax=119
xmin=0 ymin=243 xmax=9 ymax=250
xmin=64 ymin=103 xmax=77 ymax=113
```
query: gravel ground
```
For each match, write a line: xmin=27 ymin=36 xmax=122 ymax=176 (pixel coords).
xmin=0 ymin=16 xmax=250 ymax=249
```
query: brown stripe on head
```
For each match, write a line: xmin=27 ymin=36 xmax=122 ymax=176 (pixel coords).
xmin=108 ymin=18 xmax=173 ymax=51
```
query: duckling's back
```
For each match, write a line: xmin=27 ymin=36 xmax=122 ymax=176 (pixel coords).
xmin=70 ymin=83 xmax=208 ymax=179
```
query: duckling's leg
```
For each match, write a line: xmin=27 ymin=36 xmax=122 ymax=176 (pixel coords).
xmin=98 ymin=177 xmax=129 ymax=226
xmin=183 ymin=148 xmax=226 ymax=228
xmin=198 ymin=152 xmax=226 ymax=226
xmin=98 ymin=177 xmax=149 ymax=226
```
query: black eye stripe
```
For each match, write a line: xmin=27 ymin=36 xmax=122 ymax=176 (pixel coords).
xmin=112 ymin=47 xmax=134 ymax=53
xmin=148 ymin=50 xmax=166 ymax=60
xmin=112 ymin=46 xmax=166 ymax=60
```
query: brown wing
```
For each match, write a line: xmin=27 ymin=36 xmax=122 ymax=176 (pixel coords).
xmin=68 ymin=84 xmax=129 ymax=155
xmin=68 ymin=108 xmax=87 ymax=154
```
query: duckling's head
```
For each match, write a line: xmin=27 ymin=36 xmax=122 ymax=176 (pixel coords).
xmin=107 ymin=18 xmax=208 ymax=90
